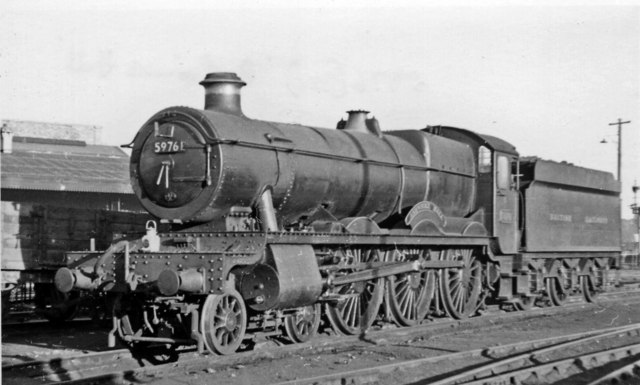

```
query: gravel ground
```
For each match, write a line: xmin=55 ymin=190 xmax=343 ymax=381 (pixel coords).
xmin=1 ymin=320 xmax=114 ymax=366
xmin=2 ymin=268 xmax=640 ymax=384
xmin=149 ymin=299 xmax=639 ymax=385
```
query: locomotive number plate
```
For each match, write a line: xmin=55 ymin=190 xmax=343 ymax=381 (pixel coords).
xmin=154 ymin=140 xmax=185 ymax=153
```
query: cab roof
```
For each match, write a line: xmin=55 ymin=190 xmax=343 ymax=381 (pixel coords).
xmin=434 ymin=126 xmax=518 ymax=156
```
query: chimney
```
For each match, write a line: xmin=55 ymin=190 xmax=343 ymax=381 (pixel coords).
xmin=1 ymin=125 xmax=13 ymax=154
xmin=199 ymin=72 xmax=246 ymax=116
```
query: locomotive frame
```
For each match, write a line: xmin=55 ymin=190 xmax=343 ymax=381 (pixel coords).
xmin=55 ymin=72 xmax=620 ymax=356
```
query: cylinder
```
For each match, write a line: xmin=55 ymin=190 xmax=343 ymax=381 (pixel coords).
xmin=239 ymin=245 xmax=323 ymax=311
xmin=157 ymin=269 xmax=204 ymax=296
xmin=54 ymin=267 xmax=94 ymax=293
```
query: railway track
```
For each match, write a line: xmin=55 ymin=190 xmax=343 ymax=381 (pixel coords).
xmin=2 ymin=350 xmax=141 ymax=385
xmin=461 ymin=345 xmax=640 ymax=385
xmin=586 ymin=359 xmax=640 ymax=385
xmin=272 ymin=324 xmax=640 ymax=385
xmin=4 ymin=289 xmax=640 ymax=385
xmin=431 ymin=324 xmax=640 ymax=385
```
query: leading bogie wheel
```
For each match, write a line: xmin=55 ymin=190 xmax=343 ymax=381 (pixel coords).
xmin=385 ymin=248 xmax=436 ymax=326
xmin=439 ymin=248 xmax=482 ymax=319
xmin=285 ymin=303 xmax=321 ymax=343
xmin=112 ymin=294 xmax=181 ymax=363
xmin=112 ymin=294 xmax=146 ymax=350
xmin=200 ymin=289 xmax=247 ymax=355
xmin=325 ymin=248 xmax=384 ymax=335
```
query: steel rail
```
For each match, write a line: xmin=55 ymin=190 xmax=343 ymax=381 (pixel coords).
xmin=57 ymin=327 xmax=637 ymax=385
xmin=1 ymin=349 xmax=137 ymax=384
xmin=432 ymin=324 xmax=640 ymax=385
xmin=4 ymin=291 xmax=640 ymax=384
xmin=585 ymin=359 xmax=640 ymax=385
xmin=272 ymin=324 xmax=640 ymax=385
xmin=463 ymin=344 xmax=640 ymax=385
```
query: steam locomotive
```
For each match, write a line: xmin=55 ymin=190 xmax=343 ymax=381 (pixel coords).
xmin=54 ymin=73 xmax=620 ymax=355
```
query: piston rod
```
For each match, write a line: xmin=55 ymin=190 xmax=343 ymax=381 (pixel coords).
xmin=329 ymin=259 xmax=464 ymax=287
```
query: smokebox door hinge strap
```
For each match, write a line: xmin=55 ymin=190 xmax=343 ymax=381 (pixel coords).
xmin=206 ymin=145 xmax=212 ymax=186
xmin=154 ymin=121 xmax=175 ymax=138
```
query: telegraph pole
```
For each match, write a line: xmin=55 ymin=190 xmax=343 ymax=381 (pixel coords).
xmin=608 ymin=118 xmax=631 ymax=181
xmin=604 ymin=119 xmax=632 ymax=270
xmin=633 ymin=181 xmax=640 ymax=261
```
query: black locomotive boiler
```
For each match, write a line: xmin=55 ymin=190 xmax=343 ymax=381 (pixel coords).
xmin=55 ymin=73 xmax=621 ymax=355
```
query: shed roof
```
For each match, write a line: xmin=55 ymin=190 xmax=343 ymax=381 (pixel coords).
xmin=1 ymin=137 xmax=133 ymax=194
xmin=2 ymin=119 xmax=102 ymax=145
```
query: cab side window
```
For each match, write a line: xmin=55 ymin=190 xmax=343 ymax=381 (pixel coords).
xmin=478 ymin=146 xmax=492 ymax=173
xmin=496 ymin=155 xmax=510 ymax=190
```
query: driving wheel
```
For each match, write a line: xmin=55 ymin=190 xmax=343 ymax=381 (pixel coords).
xmin=439 ymin=248 xmax=482 ymax=319
xmin=325 ymin=248 xmax=384 ymax=335
xmin=385 ymin=248 xmax=435 ymax=326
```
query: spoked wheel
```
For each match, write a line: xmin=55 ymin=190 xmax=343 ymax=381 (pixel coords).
xmin=439 ymin=248 xmax=482 ymax=319
xmin=581 ymin=264 xmax=604 ymax=303
xmin=513 ymin=296 xmax=535 ymax=311
xmin=285 ymin=303 xmax=321 ymax=343
xmin=385 ymin=248 xmax=436 ymax=326
xmin=112 ymin=294 xmax=180 ymax=364
xmin=581 ymin=275 xmax=598 ymax=303
xmin=201 ymin=289 xmax=247 ymax=355
xmin=113 ymin=294 xmax=143 ymax=344
xmin=325 ymin=248 xmax=384 ymax=335
xmin=546 ymin=276 xmax=568 ymax=306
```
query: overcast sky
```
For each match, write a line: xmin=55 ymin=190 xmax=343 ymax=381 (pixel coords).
xmin=2 ymin=1 xmax=639 ymax=218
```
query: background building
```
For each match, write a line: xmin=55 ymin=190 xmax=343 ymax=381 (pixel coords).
xmin=1 ymin=120 xmax=147 ymax=318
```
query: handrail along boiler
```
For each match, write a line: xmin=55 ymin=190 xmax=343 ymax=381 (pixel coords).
xmin=54 ymin=73 xmax=621 ymax=355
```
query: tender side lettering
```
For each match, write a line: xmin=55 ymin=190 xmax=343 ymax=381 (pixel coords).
xmin=585 ymin=216 xmax=608 ymax=224
xmin=549 ymin=213 xmax=572 ymax=222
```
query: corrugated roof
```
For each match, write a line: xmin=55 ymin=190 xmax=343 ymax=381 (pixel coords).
xmin=1 ymin=139 xmax=133 ymax=194
xmin=2 ymin=119 xmax=102 ymax=145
